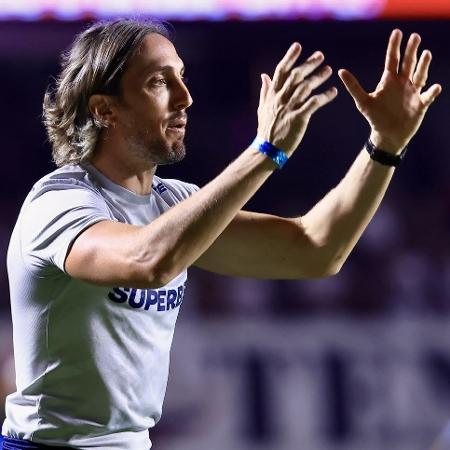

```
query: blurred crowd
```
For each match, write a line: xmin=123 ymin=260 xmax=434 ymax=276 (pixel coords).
xmin=0 ymin=19 xmax=449 ymax=446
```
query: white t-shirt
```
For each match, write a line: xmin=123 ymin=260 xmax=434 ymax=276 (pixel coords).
xmin=2 ymin=163 xmax=198 ymax=449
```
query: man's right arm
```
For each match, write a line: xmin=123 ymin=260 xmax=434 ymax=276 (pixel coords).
xmin=64 ymin=44 xmax=337 ymax=288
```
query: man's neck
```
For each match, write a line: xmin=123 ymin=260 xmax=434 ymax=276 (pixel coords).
xmin=90 ymin=143 xmax=157 ymax=196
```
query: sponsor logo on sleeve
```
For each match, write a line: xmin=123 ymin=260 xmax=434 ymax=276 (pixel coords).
xmin=107 ymin=284 xmax=185 ymax=312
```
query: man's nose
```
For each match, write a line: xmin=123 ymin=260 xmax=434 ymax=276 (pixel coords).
xmin=173 ymin=79 xmax=193 ymax=111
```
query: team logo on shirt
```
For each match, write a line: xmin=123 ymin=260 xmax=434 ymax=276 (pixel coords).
xmin=107 ymin=284 xmax=185 ymax=312
xmin=153 ymin=182 xmax=168 ymax=194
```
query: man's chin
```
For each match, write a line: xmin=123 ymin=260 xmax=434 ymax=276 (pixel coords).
xmin=127 ymin=134 xmax=186 ymax=166
xmin=155 ymin=141 xmax=186 ymax=166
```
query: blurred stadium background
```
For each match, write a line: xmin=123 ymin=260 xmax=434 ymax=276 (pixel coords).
xmin=1 ymin=1 xmax=450 ymax=449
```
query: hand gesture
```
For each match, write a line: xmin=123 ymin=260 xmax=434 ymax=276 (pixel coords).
xmin=257 ymin=43 xmax=338 ymax=157
xmin=339 ymin=29 xmax=442 ymax=154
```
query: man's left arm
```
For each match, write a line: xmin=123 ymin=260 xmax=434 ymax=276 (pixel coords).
xmin=194 ymin=30 xmax=442 ymax=279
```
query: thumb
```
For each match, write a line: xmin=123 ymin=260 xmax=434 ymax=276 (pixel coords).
xmin=259 ymin=73 xmax=272 ymax=104
xmin=420 ymin=83 xmax=442 ymax=108
xmin=338 ymin=69 xmax=367 ymax=105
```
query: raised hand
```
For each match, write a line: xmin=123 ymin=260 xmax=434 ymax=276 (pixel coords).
xmin=339 ymin=29 xmax=442 ymax=154
xmin=257 ymin=43 xmax=338 ymax=157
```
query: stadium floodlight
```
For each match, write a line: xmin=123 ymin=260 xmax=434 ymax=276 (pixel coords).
xmin=0 ymin=0 xmax=449 ymax=20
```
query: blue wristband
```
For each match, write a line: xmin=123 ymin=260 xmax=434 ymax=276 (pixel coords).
xmin=251 ymin=137 xmax=288 ymax=169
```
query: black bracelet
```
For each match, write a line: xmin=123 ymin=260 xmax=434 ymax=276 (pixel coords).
xmin=364 ymin=138 xmax=408 ymax=167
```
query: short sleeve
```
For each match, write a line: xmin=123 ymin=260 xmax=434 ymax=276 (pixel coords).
xmin=20 ymin=187 xmax=112 ymax=273
xmin=158 ymin=178 xmax=199 ymax=203
xmin=179 ymin=181 xmax=200 ymax=197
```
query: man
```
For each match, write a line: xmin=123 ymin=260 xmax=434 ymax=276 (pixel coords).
xmin=1 ymin=18 xmax=441 ymax=450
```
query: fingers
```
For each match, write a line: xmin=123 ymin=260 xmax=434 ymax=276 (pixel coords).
xmin=297 ymin=87 xmax=338 ymax=116
xmin=413 ymin=50 xmax=432 ymax=91
xmin=420 ymin=83 xmax=442 ymax=107
xmin=384 ymin=29 xmax=402 ymax=73
xmin=288 ymin=65 xmax=333 ymax=108
xmin=272 ymin=42 xmax=302 ymax=91
xmin=278 ymin=51 xmax=325 ymax=100
xmin=401 ymin=33 xmax=421 ymax=79
xmin=338 ymin=69 xmax=367 ymax=105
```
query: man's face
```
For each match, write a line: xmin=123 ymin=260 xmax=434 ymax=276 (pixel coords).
xmin=113 ymin=33 xmax=193 ymax=166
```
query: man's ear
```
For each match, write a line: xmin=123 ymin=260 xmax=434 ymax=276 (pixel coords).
xmin=88 ymin=95 xmax=117 ymax=127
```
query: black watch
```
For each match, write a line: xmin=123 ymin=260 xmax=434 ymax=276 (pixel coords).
xmin=365 ymin=138 xmax=408 ymax=167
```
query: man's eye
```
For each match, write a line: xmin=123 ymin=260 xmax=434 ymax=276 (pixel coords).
xmin=154 ymin=78 xmax=167 ymax=86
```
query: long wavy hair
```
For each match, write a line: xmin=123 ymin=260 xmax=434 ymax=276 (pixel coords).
xmin=43 ymin=18 xmax=172 ymax=167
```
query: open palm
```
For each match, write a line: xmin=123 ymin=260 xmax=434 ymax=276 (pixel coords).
xmin=339 ymin=29 xmax=442 ymax=154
